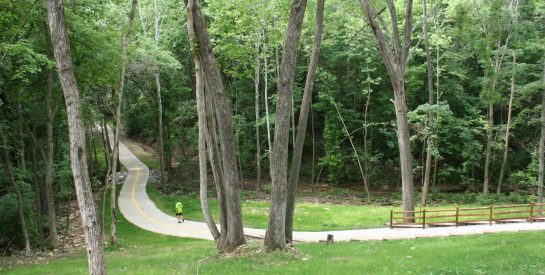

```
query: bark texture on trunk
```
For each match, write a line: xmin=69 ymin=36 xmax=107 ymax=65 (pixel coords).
xmin=285 ymin=0 xmax=325 ymax=243
xmin=0 ymin=127 xmax=31 ymax=256
xmin=483 ymin=101 xmax=494 ymax=195
xmin=186 ymin=0 xmax=220 ymax=241
xmin=110 ymin=0 xmax=138 ymax=246
xmin=45 ymin=0 xmax=105 ymax=272
xmin=45 ymin=51 xmax=59 ymax=248
xmin=254 ymin=39 xmax=262 ymax=191
xmin=28 ymin=129 xmax=45 ymax=249
xmin=538 ymin=58 xmax=545 ymax=209
xmin=187 ymin=0 xmax=245 ymax=252
xmin=359 ymin=0 xmax=415 ymax=217
xmin=266 ymin=0 xmax=308 ymax=251
xmin=154 ymin=0 xmax=166 ymax=192
xmin=497 ymin=52 xmax=517 ymax=195
xmin=421 ymin=0 xmax=434 ymax=207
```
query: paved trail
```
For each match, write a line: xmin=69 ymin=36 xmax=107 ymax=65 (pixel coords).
xmin=116 ymin=138 xmax=545 ymax=243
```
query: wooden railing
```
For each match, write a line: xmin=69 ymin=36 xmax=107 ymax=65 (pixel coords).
xmin=390 ymin=203 xmax=545 ymax=229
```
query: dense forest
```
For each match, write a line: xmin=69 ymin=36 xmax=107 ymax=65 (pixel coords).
xmin=1 ymin=0 xmax=545 ymax=266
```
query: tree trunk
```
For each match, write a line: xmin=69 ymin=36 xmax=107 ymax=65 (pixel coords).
xmin=15 ymin=97 xmax=26 ymax=171
xmin=188 ymin=0 xmax=245 ymax=252
xmin=359 ymin=0 xmax=415 ymax=219
xmin=29 ymin=129 xmax=45 ymax=249
xmin=497 ymin=1 xmax=519 ymax=195
xmin=393 ymin=83 xmax=415 ymax=216
xmin=285 ymin=0 xmax=325 ymax=243
xmin=421 ymin=0 xmax=434 ymax=207
xmin=538 ymin=58 xmax=545 ymax=211
xmin=266 ymin=0 xmax=308 ymax=251
xmin=0 ymin=127 xmax=31 ymax=256
xmin=110 ymin=0 xmax=138 ymax=246
xmin=100 ymin=119 xmax=111 ymax=240
xmin=254 ymin=39 xmax=262 ymax=191
xmin=497 ymin=52 xmax=517 ymax=195
xmin=45 ymin=0 xmax=105 ymax=273
xmin=186 ymin=0 xmax=220 ymax=241
xmin=153 ymin=0 xmax=166 ymax=193
xmin=263 ymin=46 xmax=273 ymax=173
xmin=483 ymin=101 xmax=494 ymax=195
xmin=363 ymin=62 xmax=372 ymax=196
xmin=43 ymin=35 xmax=58 ymax=248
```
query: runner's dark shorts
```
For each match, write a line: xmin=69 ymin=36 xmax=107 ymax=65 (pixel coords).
xmin=176 ymin=212 xmax=183 ymax=215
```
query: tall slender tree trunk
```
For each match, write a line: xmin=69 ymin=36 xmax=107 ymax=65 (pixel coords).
xmin=311 ymin=101 xmax=315 ymax=185
xmin=15 ymin=97 xmax=26 ymax=171
xmin=363 ymin=62 xmax=372 ymax=194
xmin=359 ymin=0 xmax=415 ymax=219
xmin=187 ymin=0 xmax=245 ymax=253
xmin=29 ymin=129 xmax=44 ymax=249
xmin=44 ymin=48 xmax=59 ymax=248
xmin=483 ymin=101 xmax=494 ymax=195
xmin=538 ymin=58 xmax=545 ymax=211
xmin=187 ymin=0 xmax=220 ymax=240
xmin=44 ymin=26 xmax=59 ymax=249
xmin=285 ymin=0 xmax=325 ymax=242
xmin=266 ymin=0 xmax=308 ymax=251
xmin=45 ymin=0 xmax=105 ymax=272
xmin=263 ymin=45 xmax=273 ymax=173
xmin=100 ymin=119 xmax=111 ymax=240
xmin=421 ymin=0 xmax=434 ymax=206
xmin=497 ymin=52 xmax=517 ymax=195
xmin=0 ymin=127 xmax=31 ymax=256
xmin=254 ymin=39 xmax=262 ymax=191
xmin=110 ymin=0 xmax=138 ymax=246
xmin=497 ymin=1 xmax=519 ymax=195
xmin=154 ymin=0 xmax=166 ymax=192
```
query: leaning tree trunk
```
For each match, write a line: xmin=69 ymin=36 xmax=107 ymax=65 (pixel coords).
xmin=0 ymin=127 xmax=31 ymax=256
xmin=497 ymin=52 xmax=517 ymax=195
xmin=266 ymin=0 xmax=308 ymax=251
xmin=538 ymin=58 xmax=545 ymax=211
xmin=188 ymin=0 xmax=245 ymax=253
xmin=285 ymin=0 xmax=325 ymax=243
xmin=186 ymin=0 xmax=220 ymax=241
xmin=110 ymin=0 xmax=138 ymax=246
xmin=45 ymin=0 xmax=105 ymax=273
xmin=421 ymin=0 xmax=434 ymax=207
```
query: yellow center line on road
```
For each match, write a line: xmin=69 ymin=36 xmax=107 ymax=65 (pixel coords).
xmin=129 ymin=164 xmax=206 ymax=235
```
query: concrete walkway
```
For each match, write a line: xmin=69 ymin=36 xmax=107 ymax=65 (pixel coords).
xmin=116 ymin=138 xmax=545 ymax=243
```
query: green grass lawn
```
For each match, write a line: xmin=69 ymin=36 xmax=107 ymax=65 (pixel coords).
xmin=5 ymin=207 xmax=545 ymax=274
xmin=5 ymin=188 xmax=545 ymax=274
xmin=147 ymin=185 xmax=537 ymax=231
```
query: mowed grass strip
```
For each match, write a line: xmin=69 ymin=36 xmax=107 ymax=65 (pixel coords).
xmin=6 ymin=216 xmax=545 ymax=274
xmin=147 ymin=185 xmax=538 ymax=231
xmin=5 ymin=189 xmax=545 ymax=274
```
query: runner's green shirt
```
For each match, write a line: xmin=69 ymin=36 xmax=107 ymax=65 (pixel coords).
xmin=175 ymin=202 xmax=183 ymax=213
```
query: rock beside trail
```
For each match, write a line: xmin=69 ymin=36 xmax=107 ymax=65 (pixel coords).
xmin=148 ymin=170 xmax=169 ymax=185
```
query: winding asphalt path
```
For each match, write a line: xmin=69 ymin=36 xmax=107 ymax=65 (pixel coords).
xmin=115 ymin=137 xmax=545 ymax=243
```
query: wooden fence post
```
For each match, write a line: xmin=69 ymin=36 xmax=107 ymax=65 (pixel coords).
xmin=489 ymin=205 xmax=493 ymax=225
xmin=530 ymin=203 xmax=534 ymax=223
xmin=390 ymin=210 xmax=393 ymax=229
xmin=455 ymin=207 xmax=459 ymax=227
xmin=422 ymin=209 xmax=426 ymax=229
